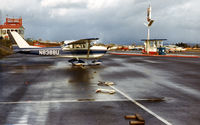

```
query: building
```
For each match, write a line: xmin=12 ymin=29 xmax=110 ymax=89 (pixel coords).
xmin=0 ymin=17 xmax=24 ymax=39
xmin=141 ymin=39 xmax=167 ymax=55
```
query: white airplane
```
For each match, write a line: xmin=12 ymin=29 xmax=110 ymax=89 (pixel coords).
xmin=8 ymin=31 xmax=107 ymax=65
xmin=165 ymin=45 xmax=186 ymax=53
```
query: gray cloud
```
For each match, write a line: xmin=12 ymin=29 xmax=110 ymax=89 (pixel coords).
xmin=0 ymin=0 xmax=199 ymax=44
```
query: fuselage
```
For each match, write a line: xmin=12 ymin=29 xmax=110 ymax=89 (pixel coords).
xmin=13 ymin=45 xmax=107 ymax=59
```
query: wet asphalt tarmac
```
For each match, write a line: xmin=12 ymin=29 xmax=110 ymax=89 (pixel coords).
xmin=0 ymin=53 xmax=200 ymax=125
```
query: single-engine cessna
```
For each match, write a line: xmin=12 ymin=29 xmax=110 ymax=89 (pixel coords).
xmin=8 ymin=31 xmax=107 ymax=66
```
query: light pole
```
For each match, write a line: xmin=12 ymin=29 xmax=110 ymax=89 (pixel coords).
xmin=145 ymin=4 xmax=154 ymax=54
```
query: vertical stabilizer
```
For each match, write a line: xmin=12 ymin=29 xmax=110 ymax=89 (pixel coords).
xmin=8 ymin=31 xmax=38 ymax=48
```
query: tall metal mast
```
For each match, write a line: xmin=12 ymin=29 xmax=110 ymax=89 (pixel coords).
xmin=145 ymin=4 xmax=154 ymax=54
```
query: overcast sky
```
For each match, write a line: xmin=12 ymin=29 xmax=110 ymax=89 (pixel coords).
xmin=0 ymin=0 xmax=200 ymax=44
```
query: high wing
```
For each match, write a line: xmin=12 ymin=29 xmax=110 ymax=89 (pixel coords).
xmin=66 ymin=38 xmax=99 ymax=45
xmin=65 ymin=38 xmax=99 ymax=59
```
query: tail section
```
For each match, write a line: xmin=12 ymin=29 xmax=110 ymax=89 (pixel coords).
xmin=8 ymin=31 xmax=38 ymax=48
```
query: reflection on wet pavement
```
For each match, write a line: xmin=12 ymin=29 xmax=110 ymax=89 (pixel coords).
xmin=0 ymin=53 xmax=200 ymax=125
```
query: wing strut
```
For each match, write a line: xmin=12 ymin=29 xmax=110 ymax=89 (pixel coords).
xmin=87 ymin=40 xmax=91 ymax=59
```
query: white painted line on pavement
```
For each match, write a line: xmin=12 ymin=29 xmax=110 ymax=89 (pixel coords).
xmin=109 ymin=85 xmax=173 ymax=125
xmin=0 ymin=99 xmax=128 ymax=104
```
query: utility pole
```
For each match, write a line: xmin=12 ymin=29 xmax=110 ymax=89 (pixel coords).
xmin=144 ymin=4 xmax=154 ymax=54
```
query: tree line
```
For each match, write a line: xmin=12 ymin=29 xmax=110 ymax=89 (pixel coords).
xmin=175 ymin=42 xmax=199 ymax=48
